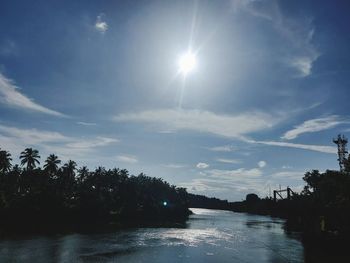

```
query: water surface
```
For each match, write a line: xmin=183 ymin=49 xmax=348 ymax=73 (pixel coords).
xmin=0 ymin=208 xmax=305 ymax=262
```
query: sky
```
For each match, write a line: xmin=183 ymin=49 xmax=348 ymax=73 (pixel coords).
xmin=1 ymin=0 xmax=350 ymax=201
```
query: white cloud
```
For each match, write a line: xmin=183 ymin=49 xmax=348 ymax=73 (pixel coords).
xmin=180 ymin=167 xmax=265 ymax=199
xmin=162 ymin=163 xmax=187 ymax=169
xmin=258 ymin=160 xmax=266 ymax=168
xmin=290 ymin=56 xmax=314 ymax=77
xmin=114 ymin=109 xmax=278 ymax=139
xmin=0 ymin=73 xmax=65 ymax=117
xmin=116 ymin=155 xmax=138 ymax=163
xmin=95 ymin=14 xmax=108 ymax=33
xmin=282 ymin=115 xmax=345 ymax=140
xmin=209 ymin=168 xmax=262 ymax=178
xmin=0 ymin=124 xmax=118 ymax=160
xmin=207 ymin=145 xmax=235 ymax=152
xmin=66 ymin=137 xmax=119 ymax=149
xmin=196 ymin=162 xmax=209 ymax=169
xmin=216 ymin=158 xmax=241 ymax=164
xmin=248 ymin=139 xmax=336 ymax=154
xmin=232 ymin=0 xmax=319 ymax=77
xmin=77 ymin=121 xmax=97 ymax=126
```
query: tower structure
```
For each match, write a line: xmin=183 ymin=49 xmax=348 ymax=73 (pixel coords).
xmin=333 ymin=134 xmax=348 ymax=172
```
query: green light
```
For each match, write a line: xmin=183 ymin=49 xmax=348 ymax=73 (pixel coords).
xmin=163 ymin=201 xmax=167 ymax=206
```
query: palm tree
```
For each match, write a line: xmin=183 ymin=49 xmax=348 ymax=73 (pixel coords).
xmin=20 ymin=148 xmax=40 ymax=170
xmin=77 ymin=166 xmax=89 ymax=182
xmin=0 ymin=150 xmax=12 ymax=173
xmin=63 ymin=160 xmax=77 ymax=178
xmin=43 ymin=154 xmax=61 ymax=175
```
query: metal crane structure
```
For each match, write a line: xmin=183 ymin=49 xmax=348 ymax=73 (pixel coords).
xmin=273 ymin=187 xmax=294 ymax=202
xmin=333 ymin=134 xmax=348 ymax=172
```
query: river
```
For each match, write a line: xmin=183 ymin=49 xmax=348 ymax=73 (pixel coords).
xmin=0 ymin=208 xmax=330 ymax=262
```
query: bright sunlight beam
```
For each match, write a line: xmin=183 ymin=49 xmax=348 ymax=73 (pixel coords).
xmin=178 ymin=51 xmax=197 ymax=75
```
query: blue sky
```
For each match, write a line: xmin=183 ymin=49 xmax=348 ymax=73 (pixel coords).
xmin=1 ymin=0 xmax=350 ymax=201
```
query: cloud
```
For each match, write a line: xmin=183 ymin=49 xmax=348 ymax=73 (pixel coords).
xmin=258 ymin=161 xmax=266 ymax=168
xmin=66 ymin=137 xmax=119 ymax=149
xmin=290 ymin=56 xmax=315 ymax=77
xmin=116 ymin=155 xmax=138 ymax=163
xmin=95 ymin=14 xmax=108 ymax=33
xmin=0 ymin=73 xmax=65 ymax=117
xmin=180 ymin=167 xmax=265 ymax=200
xmin=216 ymin=158 xmax=241 ymax=164
xmin=162 ymin=163 xmax=187 ymax=169
xmin=209 ymin=168 xmax=262 ymax=178
xmin=114 ymin=109 xmax=278 ymax=139
xmin=207 ymin=145 xmax=235 ymax=152
xmin=282 ymin=115 xmax=346 ymax=140
xmin=248 ymin=139 xmax=336 ymax=154
xmin=0 ymin=124 xmax=118 ymax=160
xmin=232 ymin=0 xmax=319 ymax=77
xmin=196 ymin=162 xmax=209 ymax=169
xmin=77 ymin=121 xmax=97 ymax=126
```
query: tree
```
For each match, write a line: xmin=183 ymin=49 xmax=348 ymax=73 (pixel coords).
xmin=43 ymin=154 xmax=61 ymax=175
xmin=77 ymin=166 xmax=89 ymax=182
xmin=63 ymin=160 xmax=77 ymax=178
xmin=0 ymin=149 xmax=12 ymax=173
xmin=20 ymin=148 xmax=40 ymax=170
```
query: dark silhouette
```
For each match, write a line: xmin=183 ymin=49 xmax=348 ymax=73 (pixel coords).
xmin=20 ymin=148 xmax=40 ymax=170
xmin=0 ymin=149 xmax=12 ymax=173
xmin=0 ymin=148 xmax=191 ymax=233
xmin=43 ymin=154 xmax=61 ymax=175
xmin=230 ymin=135 xmax=350 ymax=249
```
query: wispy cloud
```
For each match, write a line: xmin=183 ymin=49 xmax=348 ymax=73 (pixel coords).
xmin=207 ymin=145 xmax=235 ymax=152
xmin=248 ymin=139 xmax=336 ymax=154
xmin=77 ymin=121 xmax=97 ymax=126
xmin=116 ymin=155 xmax=138 ymax=163
xmin=114 ymin=109 xmax=278 ymax=139
xmin=216 ymin=158 xmax=241 ymax=164
xmin=180 ymin=167 xmax=265 ymax=199
xmin=0 ymin=124 xmax=118 ymax=160
xmin=196 ymin=162 xmax=209 ymax=169
xmin=232 ymin=0 xmax=319 ymax=77
xmin=95 ymin=13 xmax=108 ymax=33
xmin=162 ymin=163 xmax=187 ymax=169
xmin=0 ymin=73 xmax=65 ymax=117
xmin=282 ymin=115 xmax=346 ymax=140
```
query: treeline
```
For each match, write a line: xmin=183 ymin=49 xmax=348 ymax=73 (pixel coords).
xmin=231 ymin=169 xmax=350 ymax=239
xmin=0 ymin=148 xmax=191 ymax=232
xmin=187 ymin=193 xmax=230 ymax=210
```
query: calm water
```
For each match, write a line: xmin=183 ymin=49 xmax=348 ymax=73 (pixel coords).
xmin=0 ymin=209 xmax=306 ymax=262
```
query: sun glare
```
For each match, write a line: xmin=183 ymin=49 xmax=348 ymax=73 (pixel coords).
xmin=178 ymin=51 xmax=197 ymax=75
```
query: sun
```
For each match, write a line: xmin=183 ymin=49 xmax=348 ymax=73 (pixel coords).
xmin=178 ymin=51 xmax=197 ymax=75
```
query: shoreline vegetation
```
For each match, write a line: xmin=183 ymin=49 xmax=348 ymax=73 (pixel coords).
xmin=1 ymin=139 xmax=350 ymax=250
xmin=0 ymin=148 xmax=191 ymax=235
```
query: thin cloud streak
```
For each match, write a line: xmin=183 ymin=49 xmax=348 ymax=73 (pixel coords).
xmin=114 ymin=109 xmax=279 ymax=139
xmin=216 ymin=158 xmax=241 ymax=164
xmin=232 ymin=0 xmax=319 ymax=77
xmin=248 ymin=139 xmax=336 ymax=154
xmin=282 ymin=115 xmax=346 ymax=140
xmin=116 ymin=155 xmax=138 ymax=163
xmin=0 ymin=124 xmax=118 ymax=160
xmin=0 ymin=73 xmax=65 ymax=117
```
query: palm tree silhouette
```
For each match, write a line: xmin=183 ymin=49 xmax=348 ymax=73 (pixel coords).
xmin=63 ymin=160 xmax=77 ymax=177
xmin=20 ymin=148 xmax=40 ymax=170
xmin=0 ymin=149 xmax=12 ymax=173
xmin=44 ymin=154 xmax=61 ymax=175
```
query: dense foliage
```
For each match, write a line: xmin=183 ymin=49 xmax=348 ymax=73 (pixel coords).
xmin=0 ymin=148 xmax=190 ymax=231
xmin=231 ymin=168 xmax=350 ymax=237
